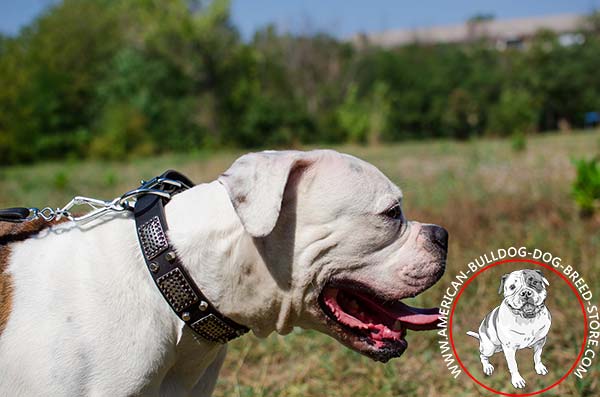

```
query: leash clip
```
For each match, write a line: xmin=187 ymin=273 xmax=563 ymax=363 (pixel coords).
xmin=0 ymin=170 xmax=192 ymax=224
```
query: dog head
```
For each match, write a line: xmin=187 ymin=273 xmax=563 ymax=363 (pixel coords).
xmin=499 ymin=269 xmax=549 ymax=318
xmin=219 ymin=150 xmax=447 ymax=362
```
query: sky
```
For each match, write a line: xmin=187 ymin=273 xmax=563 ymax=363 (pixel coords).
xmin=0 ymin=0 xmax=598 ymax=39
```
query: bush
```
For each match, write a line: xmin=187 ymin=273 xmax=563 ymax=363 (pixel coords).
xmin=572 ymin=157 xmax=600 ymax=216
xmin=89 ymin=103 xmax=154 ymax=160
xmin=443 ymin=88 xmax=479 ymax=140
xmin=336 ymin=82 xmax=391 ymax=144
xmin=488 ymin=88 xmax=538 ymax=136
xmin=510 ymin=131 xmax=527 ymax=152
xmin=238 ymin=96 xmax=315 ymax=147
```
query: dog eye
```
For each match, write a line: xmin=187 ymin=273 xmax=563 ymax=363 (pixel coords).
xmin=383 ymin=204 xmax=402 ymax=220
xmin=510 ymin=285 xmax=516 ymax=290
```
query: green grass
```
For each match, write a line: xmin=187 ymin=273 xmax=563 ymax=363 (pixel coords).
xmin=1 ymin=130 xmax=599 ymax=396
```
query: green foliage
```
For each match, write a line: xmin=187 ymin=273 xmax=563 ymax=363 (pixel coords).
xmin=238 ymin=96 xmax=315 ymax=147
xmin=336 ymin=82 xmax=391 ymax=144
xmin=572 ymin=156 xmax=600 ymax=216
xmin=53 ymin=170 xmax=69 ymax=190
xmin=104 ymin=170 xmax=118 ymax=187
xmin=90 ymin=103 xmax=153 ymax=160
xmin=488 ymin=88 xmax=538 ymax=136
xmin=1 ymin=1 xmax=600 ymax=164
xmin=443 ymin=88 xmax=479 ymax=140
xmin=0 ymin=0 xmax=122 ymax=163
xmin=510 ymin=131 xmax=527 ymax=152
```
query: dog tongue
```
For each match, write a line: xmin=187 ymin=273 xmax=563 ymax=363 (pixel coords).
xmin=384 ymin=301 xmax=441 ymax=331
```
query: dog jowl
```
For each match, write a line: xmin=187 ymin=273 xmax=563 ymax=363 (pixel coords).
xmin=467 ymin=269 xmax=552 ymax=389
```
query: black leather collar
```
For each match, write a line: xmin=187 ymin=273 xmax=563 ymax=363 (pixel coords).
xmin=134 ymin=170 xmax=249 ymax=343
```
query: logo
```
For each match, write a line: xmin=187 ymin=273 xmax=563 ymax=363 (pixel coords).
xmin=466 ymin=269 xmax=551 ymax=389
xmin=436 ymin=247 xmax=598 ymax=396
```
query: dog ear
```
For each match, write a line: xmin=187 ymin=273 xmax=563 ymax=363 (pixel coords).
xmin=534 ymin=269 xmax=550 ymax=286
xmin=218 ymin=151 xmax=313 ymax=238
xmin=499 ymin=274 xmax=509 ymax=294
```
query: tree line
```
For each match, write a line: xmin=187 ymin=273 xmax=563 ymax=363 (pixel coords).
xmin=1 ymin=0 xmax=599 ymax=164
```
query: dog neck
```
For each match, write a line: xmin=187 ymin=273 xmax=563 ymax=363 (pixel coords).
xmin=165 ymin=181 xmax=298 ymax=338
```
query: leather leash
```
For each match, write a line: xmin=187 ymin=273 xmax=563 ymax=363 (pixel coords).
xmin=0 ymin=207 xmax=31 ymax=222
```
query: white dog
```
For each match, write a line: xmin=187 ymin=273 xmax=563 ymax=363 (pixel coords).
xmin=467 ymin=269 xmax=551 ymax=389
xmin=0 ymin=150 xmax=447 ymax=396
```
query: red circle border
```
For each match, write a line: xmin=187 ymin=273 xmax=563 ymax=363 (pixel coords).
xmin=448 ymin=258 xmax=589 ymax=397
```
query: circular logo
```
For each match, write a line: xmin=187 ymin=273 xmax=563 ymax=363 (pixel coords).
xmin=447 ymin=259 xmax=588 ymax=396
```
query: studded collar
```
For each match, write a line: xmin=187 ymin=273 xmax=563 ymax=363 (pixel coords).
xmin=134 ymin=170 xmax=249 ymax=344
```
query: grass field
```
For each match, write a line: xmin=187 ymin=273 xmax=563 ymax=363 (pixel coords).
xmin=1 ymin=131 xmax=599 ymax=396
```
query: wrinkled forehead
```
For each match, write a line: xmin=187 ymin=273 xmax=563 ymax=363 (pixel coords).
xmin=521 ymin=269 xmax=543 ymax=283
xmin=332 ymin=153 xmax=400 ymax=193
xmin=521 ymin=269 xmax=545 ymax=292
xmin=312 ymin=152 xmax=402 ymax=209
xmin=505 ymin=270 xmax=545 ymax=291
xmin=505 ymin=272 xmax=524 ymax=286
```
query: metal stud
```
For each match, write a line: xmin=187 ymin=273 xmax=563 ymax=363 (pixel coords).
xmin=182 ymin=312 xmax=191 ymax=321
xmin=165 ymin=251 xmax=177 ymax=263
xmin=199 ymin=301 xmax=209 ymax=311
xmin=149 ymin=262 xmax=159 ymax=273
xmin=138 ymin=216 xmax=168 ymax=259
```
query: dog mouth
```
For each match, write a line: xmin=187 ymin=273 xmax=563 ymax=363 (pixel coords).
xmin=522 ymin=302 xmax=536 ymax=312
xmin=318 ymin=282 xmax=440 ymax=362
xmin=519 ymin=302 xmax=540 ymax=318
xmin=508 ymin=298 xmax=543 ymax=318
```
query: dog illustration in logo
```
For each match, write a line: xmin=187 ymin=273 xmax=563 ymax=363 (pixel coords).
xmin=467 ymin=269 xmax=551 ymax=389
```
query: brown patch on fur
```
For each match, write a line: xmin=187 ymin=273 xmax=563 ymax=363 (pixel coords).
xmin=0 ymin=247 xmax=13 ymax=336
xmin=0 ymin=218 xmax=69 ymax=336
xmin=0 ymin=218 xmax=69 ymax=245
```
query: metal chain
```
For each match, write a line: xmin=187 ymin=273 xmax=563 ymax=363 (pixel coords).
xmin=24 ymin=176 xmax=191 ymax=224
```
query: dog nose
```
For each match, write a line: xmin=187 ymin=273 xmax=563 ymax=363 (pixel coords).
xmin=422 ymin=224 xmax=448 ymax=251
xmin=520 ymin=289 xmax=533 ymax=298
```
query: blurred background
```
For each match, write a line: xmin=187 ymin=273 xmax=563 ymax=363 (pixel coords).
xmin=1 ymin=1 xmax=599 ymax=396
